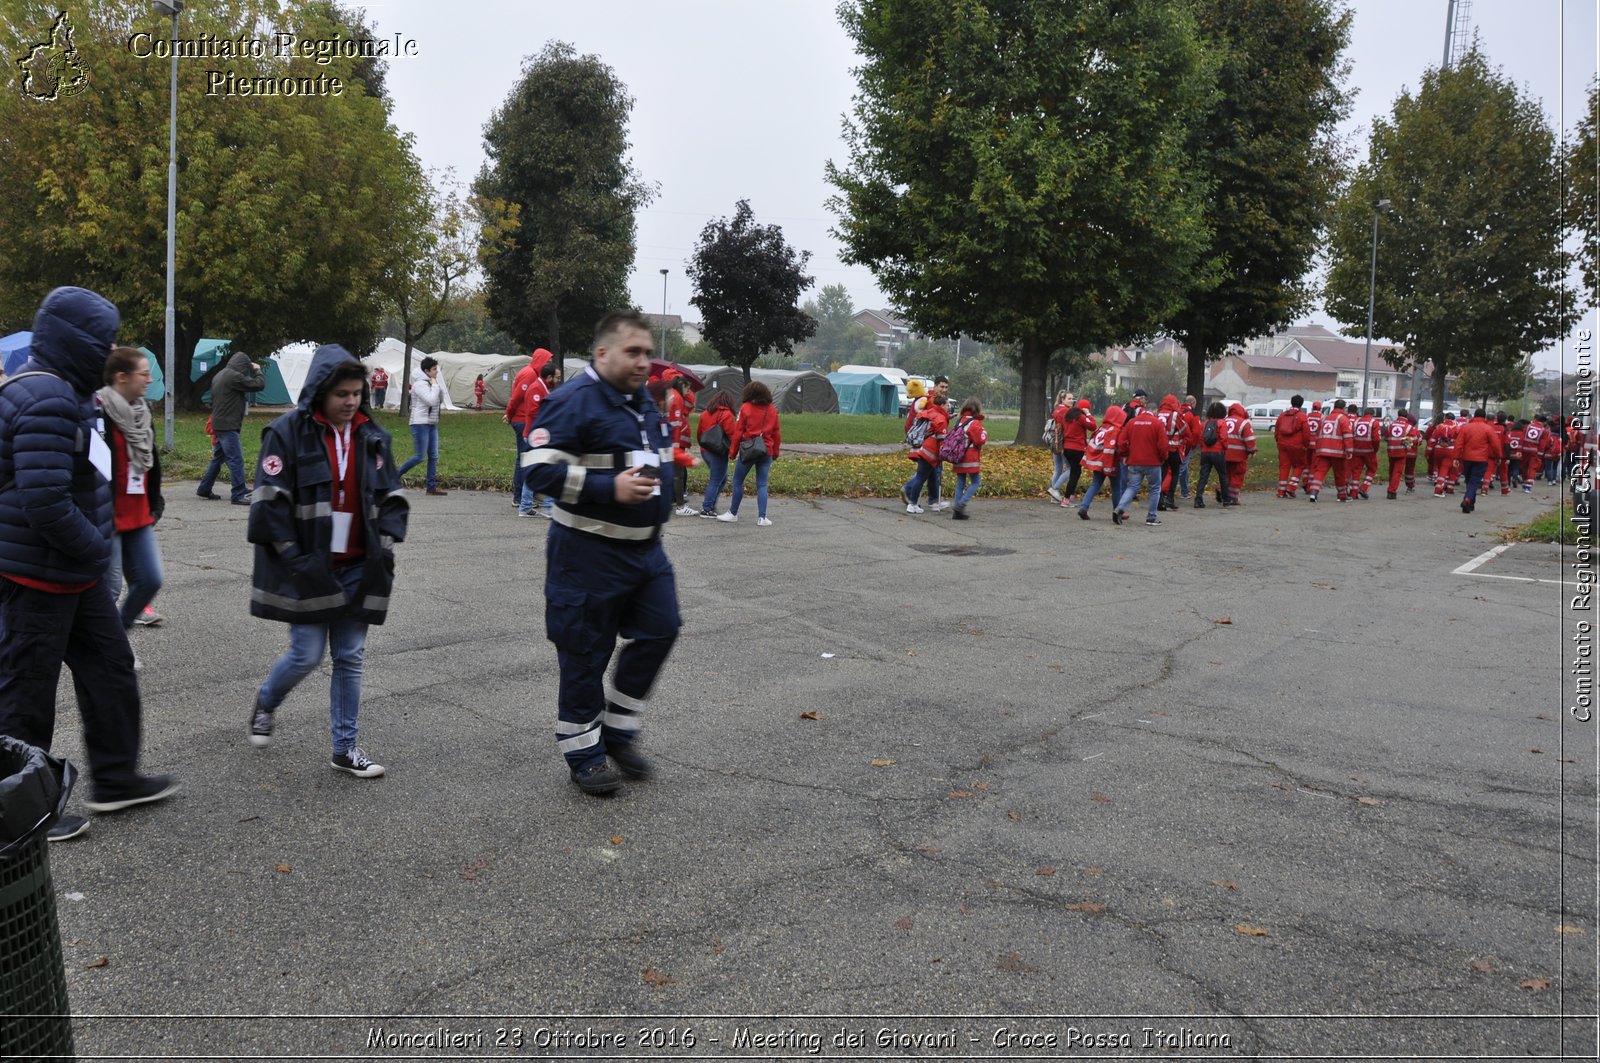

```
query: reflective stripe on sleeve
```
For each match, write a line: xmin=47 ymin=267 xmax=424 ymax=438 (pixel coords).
xmin=560 ymin=466 xmax=586 ymax=504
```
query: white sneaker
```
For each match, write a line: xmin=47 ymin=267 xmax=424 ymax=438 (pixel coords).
xmin=929 ymin=501 xmax=950 ymax=512
xmin=905 ymin=503 xmax=924 ymax=514
xmin=675 ymin=505 xmax=698 ymax=516
xmin=1047 ymin=488 xmax=1063 ymax=503
xmin=756 ymin=517 xmax=772 ymax=526
xmin=716 ymin=512 xmax=739 ymax=523
xmin=132 ymin=653 xmax=143 ymax=672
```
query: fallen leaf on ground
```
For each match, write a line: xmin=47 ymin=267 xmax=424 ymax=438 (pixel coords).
xmin=1090 ymin=792 xmax=1111 ymax=803
xmin=1556 ymin=925 xmax=1586 ymax=935
xmin=996 ymin=952 xmax=1038 ymax=973
xmin=1213 ymin=879 xmax=1239 ymax=891
xmin=712 ymin=937 xmax=724 ymax=955
xmin=870 ymin=758 xmax=895 ymax=767
xmin=641 ymin=968 xmax=675 ymax=987
xmin=1007 ymin=811 xmax=1021 ymax=822
xmin=1520 ymin=978 xmax=1551 ymax=992
xmin=948 ymin=790 xmax=972 ymax=798
xmin=1064 ymin=901 xmax=1107 ymax=914
xmin=1214 ymin=617 xmax=1233 ymax=625
xmin=1083 ymin=866 xmax=1104 ymax=876
xmin=918 ymin=846 xmax=940 ymax=855
xmin=971 ymin=782 xmax=991 ymax=790
xmin=1035 ymin=866 xmax=1056 ymax=876
xmin=1357 ymin=797 xmax=1381 ymax=806
xmin=799 ymin=710 xmax=822 ymax=720
xmin=1531 ymin=748 xmax=1544 ymax=754
xmin=85 ymin=957 xmax=109 ymax=968
xmin=894 ymin=916 xmax=914 ymax=931
xmin=275 ymin=864 xmax=292 ymax=874
xmin=907 ymin=651 xmax=917 ymax=657
xmin=609 ymin=836 xmax=624 ymax=846
xmin=1150 ymin=710 xmax=1170 ymax=717
xmin=1468 ymin=959 xmax=1497 ymax=973
xmin=1233 ymin=924 xmax=1269 ymax=937
xmin=1559 ymin=758 xmax=1576 ymax=764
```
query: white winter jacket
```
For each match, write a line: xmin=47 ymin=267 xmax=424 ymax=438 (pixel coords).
xmin=408 ymin=376 xmax=446 ymax=425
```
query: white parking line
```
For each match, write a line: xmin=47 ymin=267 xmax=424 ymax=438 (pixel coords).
xmin=1451 ymin=542 xmax=1563 ymax=584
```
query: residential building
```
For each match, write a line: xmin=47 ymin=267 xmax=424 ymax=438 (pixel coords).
xmin=852 ymin=309 xmax=913 ymax=364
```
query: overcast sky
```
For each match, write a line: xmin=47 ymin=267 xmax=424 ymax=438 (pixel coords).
xmin=368 ymin=1 xmax=1596 ymax=371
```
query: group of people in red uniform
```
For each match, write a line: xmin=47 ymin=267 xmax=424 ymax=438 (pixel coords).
xmin=1047 ymin=390 xmax=1586 ymax=518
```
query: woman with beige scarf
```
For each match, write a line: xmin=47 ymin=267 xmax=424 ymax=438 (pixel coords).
xmin=96 ymin=347 xmax=165 ymax=638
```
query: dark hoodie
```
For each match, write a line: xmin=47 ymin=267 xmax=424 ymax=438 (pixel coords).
xmin=247 ymin=345 xmax=408 ymax=625
xmin=0 ymin=287 xmax=119 ymax=584
xmin=209 ymin=350 xmax=266 ymax=432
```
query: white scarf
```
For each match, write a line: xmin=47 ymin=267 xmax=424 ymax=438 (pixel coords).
xmin=96 ymin=386 xmax=154 ymax=476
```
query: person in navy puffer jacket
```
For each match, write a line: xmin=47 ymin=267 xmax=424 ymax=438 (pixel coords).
xmin=0 ymin=286 xmax=178 ymax=842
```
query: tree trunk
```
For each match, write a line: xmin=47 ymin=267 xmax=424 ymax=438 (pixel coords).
xmin=400 ymin=332 xmax=416 ymax=419
xmin=546 ymin=305 xmax=562 ymax=374
xmin=1431 ymin=357 xmax=1447 ymax=418
xmin=1014 ymin=336 xmax=1048 ymax=446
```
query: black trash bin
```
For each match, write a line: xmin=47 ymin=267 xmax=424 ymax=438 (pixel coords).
xmin=0 ymin=736 xmax=76 ymax=1060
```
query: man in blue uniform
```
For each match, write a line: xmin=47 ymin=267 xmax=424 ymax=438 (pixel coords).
xmin=522 ymin=310 xmax=681 ymax=795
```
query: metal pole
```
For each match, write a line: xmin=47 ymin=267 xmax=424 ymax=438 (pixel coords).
xmin=1361 ymin=208 xmax=1380 ymax=412
xmin=658 ymin=268 xmax=668 ymax=356
xmin=1442 ymin=0 xmax=1457 ymax=68
xmin=1409 ymin=0 xmax=1456 ymax=419
xmin=161 ymin=4 xmax=181 ymax=450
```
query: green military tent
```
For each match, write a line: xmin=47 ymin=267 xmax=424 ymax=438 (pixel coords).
xmin=194 ymin=338 xmax=291 ymax=405
xmin=828 ymin=371 xmax=899 ymax=416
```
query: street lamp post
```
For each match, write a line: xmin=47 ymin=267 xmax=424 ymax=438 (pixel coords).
xmin=153 ymin=1 xmax=183 ymax=450
xmin=1360 ymin=199 xmax=1392 ymax=414
xmin=658 ymin=269 xmax=669 ymax=357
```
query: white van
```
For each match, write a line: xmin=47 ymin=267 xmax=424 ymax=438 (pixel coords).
xmin=1247 ymin=400 xmax=1291 ymax=432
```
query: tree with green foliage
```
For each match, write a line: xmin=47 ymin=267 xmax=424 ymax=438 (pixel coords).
xmin=687 ymin=200 xmax=816 ymax=382
xmin=1164 ymin=0 xmax=1353 ymax=401
xmin=895 ymin=339 xmax=954 ymax=380
xmin=797 ymin=283 xmax=879 ymax=367
xmin=1570 ymin=79 xmax=1599 ymax=305
xmin=0 ymin=0 xmax=425 ymax=408
xmin=473 ymin=41 xmax=653 ymax=357
xmin=828 ymin=0 xmax=1217 ymax=444
xmin=1325 ymin=51 xmax=1580 ymax=416
xmin=381 ymin=173 xmax=477 ymax=416
xmin=1455 ymin=355 xmax=1532 ymax=409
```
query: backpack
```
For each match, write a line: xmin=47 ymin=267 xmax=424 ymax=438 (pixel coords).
xmin=1042 ymin=417 xmax=1060 ymax=452
xmin=905 ymin=416 xmax=932 ymax=449
xmin=939 ymin=418 xmax=970 ymax=464
xmin=1202 ymin=418 xmax=1219 ymax=447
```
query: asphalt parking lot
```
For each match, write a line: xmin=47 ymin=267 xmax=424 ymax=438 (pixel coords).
xmin=39 ymin=479 xmax=1598 ymax=1060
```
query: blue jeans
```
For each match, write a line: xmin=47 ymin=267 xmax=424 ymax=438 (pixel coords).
xmin=954 ymin=472 xmax=981 ymax=508
xmin=700 ymin=450 xmax=730 ymax=513
xmin=197 ymin=429 xmax=248 ymax=501
xmin=903 ymin=457 xmax=941 ymax=506
xmin=1051 ymin=450 xmax=1066 ymax=484
xmin=1178 ymin=450 xmax=1194 ymax=495
xmin=398 ymin=424 xmax=439 ymax=488
xmin=105 ymin=524 xmax=164 ymax=629
xmin=1078 ymin=470 xmax=1112 ymax=512
xmin=1051 ymin=450 xmax=1084 ymax=497
xmin=510 ymin=422 xmax=529 ymax=503
xmin=1117 ymin=464 xmax=1163 ymax=520
xmin=257 ymin=564 xmax=368 ymax=755
xmin=730 ymin=454 xmax=771 ymax=518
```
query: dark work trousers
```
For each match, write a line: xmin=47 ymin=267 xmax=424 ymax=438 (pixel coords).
xmin=0 ymin=578 xmax=141 ymax=797
xmin=544 ymin=525 xmax=681 ymax=769
xmin=1194 ymin=451 xmax=1230 ymax=502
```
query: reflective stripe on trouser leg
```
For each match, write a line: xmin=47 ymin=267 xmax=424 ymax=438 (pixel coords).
xmin=602 ymin=569 xmax=680 ymax=750
xmin=555 ymin=642 xmax=614 ymax=766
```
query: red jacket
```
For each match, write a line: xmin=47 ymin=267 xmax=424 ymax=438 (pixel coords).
xmin=1456 ymin=417 xmax=1504 ymax=463
xmin=730 ymin=402 xmax=781 ymax=459
xmin=665 ymin=388 xmax=690 ymax=448
xmin=1223 ymin=403 xmax=1256 ymax=461
xmin=1384 ymin=418 xmax=1419 ymax=454
xmin=108 ymin=423 xmax=155 ymax=533
xmin=1314 ymin=410 xmax=1352 ymax=458
xmin=1117 ymin=408 xmax=1170 ymax=466
xmin=1274 ymin=407 xmax=1310 ymax=450
xmin=1350 ymin=415 xmax=1380 ymax=454
xmin=1082 ymin=408 xmax=1125 ymax=473
xmin=505 ymin=349 xmax=553 ymax=424
xmin=906 ymin=400 xmax=950 ymax=465
xmin=1157 ymin=396 xmax=1186 ymax=455
xmin=949 ymin=414 xmax=988 ymax=473
xmin=1060 ymin=403 xmax=1096 ymax=452
xmin=696 ymin=405 xmax=736 ymax=452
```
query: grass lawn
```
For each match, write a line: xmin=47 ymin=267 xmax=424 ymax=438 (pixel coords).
xmin=165 ymin=408 xmax=1301 ymax=498
xmin=1499 ymin=502 xmax=1588 ymax=545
